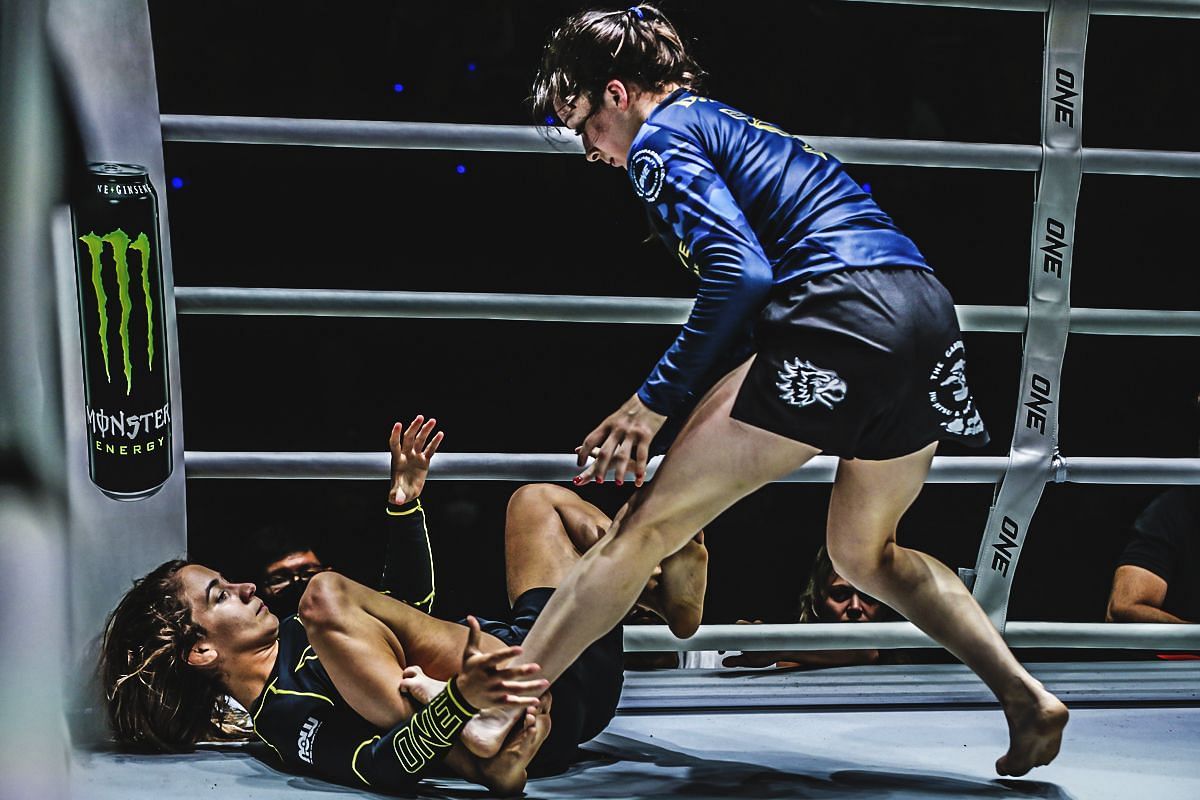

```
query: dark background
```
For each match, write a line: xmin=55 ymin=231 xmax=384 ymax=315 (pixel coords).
xmin=149 ymin=1 xmax=1199 ymax=626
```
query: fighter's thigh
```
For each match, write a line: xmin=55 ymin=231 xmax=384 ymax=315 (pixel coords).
xmin=301 ymin=574 xmax=504 ymax=726
xmin=826 ymin=442 xmax=937 ymax=562
xmin=505 ymin=484 xmax=612 ymax=603
xmin=620 ymin=357 xmax=821 ymax=555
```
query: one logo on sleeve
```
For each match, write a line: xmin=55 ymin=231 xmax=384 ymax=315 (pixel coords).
xmin=776 ymin=358 xmax=847 ymax=410
xmin=928 ymin=340 xmax=985 ymax=436
xmin=630 ymin=149 xmax=665 ymax=201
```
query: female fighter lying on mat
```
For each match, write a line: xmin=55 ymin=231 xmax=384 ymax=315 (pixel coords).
xmin=99 ymin=416 xmax=707 ymax=794
xmin=461 ymin=4 xmax=1069 ymax=777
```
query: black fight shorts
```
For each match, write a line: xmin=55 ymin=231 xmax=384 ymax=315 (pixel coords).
xmin=731 ymin=267 xmax=989 ymax=460
xmin=470 ymin=587 xmax=624 ymax=775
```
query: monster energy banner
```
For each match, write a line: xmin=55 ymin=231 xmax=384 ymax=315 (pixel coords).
xmin=71 ymin=163 xmax=173 ymax=500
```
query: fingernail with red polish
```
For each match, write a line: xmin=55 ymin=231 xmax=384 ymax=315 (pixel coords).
xmin=616 ymin=479 xmax=624 ymax=486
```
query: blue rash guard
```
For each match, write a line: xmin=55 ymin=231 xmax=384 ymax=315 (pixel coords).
xmin=629 ymin=89 xmax=932 ymax=420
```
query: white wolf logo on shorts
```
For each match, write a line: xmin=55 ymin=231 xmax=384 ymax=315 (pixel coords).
xmin=776 ymin=358 xmax=848 ymax=410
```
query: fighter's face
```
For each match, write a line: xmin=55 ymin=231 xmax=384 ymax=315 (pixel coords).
xmin=178 ymin=564 xmax=277 ymax=665
xmin=557 ymin=82 xmax=640 ymax=169
xmin=260 ymin=550 xmax=327 ymax=598
xmin=822 ymin=574 xmax=881 ymax=622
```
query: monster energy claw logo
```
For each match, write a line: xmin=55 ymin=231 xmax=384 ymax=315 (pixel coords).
xmin=78 ymin=228 xmax=155 ymax=395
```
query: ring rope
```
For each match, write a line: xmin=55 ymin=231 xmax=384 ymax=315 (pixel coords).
xmin=173 ymin=287 xmax=1200 ymax=335
xmin=622 ymin=621 xmax=1200 ymax=652
xmin=183 ymin=452 xmax=1200 ymax=484
xmin=162 ymin=0 xmax=1200 ymax=644
xmin=846 ymin=0 xmax=1200 ymax=19
xmin=159 ymin=115 xmax=1200 ymax=178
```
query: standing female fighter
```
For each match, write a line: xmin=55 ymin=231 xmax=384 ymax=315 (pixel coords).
xmin=464 ymin=4 xmax=1068 ymax=777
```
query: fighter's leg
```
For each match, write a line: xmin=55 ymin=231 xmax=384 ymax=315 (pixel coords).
xmin=298 ymin=573 xmax=548 ymax=791
xmin=299 ymin=572 xmax=509 ymax=727
xmin=503 ymin=482 xmax=708 ymax=637
xmin=646 ymin=528 xmax=708 ymax=638
xmin=825 ymin=446 xmax=1068 ymax=777
xmin=504 ymin=483 xmax=609 ymax=605
xmin=465 ymin=357 xmax=821 ymax=756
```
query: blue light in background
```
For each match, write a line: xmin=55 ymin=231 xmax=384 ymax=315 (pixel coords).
xmin=456 ymin=164 xmax=467 ymax=175
xmin=861 ymin=182 xmax=872 ymax=193
xmin=170 ymin=177 xmax=184 ymax=189
xmin=466 ymin=62 xmax=477 ymax=72
xmin=393 ymin=83 xmax=405 ymax=93
xmin=545 ymin=116 xmax=556 ymax=126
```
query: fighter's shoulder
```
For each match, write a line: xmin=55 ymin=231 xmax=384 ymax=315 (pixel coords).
xmin=657 ymin=92 xmax=736 ymax=125
xmin=629 ymin=97 xmax=724 ymax=202
xmin=640 ymin=94 xmax=729 ymax=146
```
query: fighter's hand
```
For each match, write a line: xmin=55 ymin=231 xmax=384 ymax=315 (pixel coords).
xmin=721 ymin=619 xmax=789 ymax=667
xmin=574 ymin=393 xmax=666 ymax=487
xmin=388 ymin=415 xmax=444 ymax=504
xmin=455 ymin=616 xmax=549 ymax=710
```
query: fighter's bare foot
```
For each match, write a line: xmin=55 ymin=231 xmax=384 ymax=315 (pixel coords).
xmin=399 ymin=665 xmax=445 ymax=706
xmin=461 ymin=705 xmax=523 ymax=759
xmin=477 ymin=709 xmax=552 ymax=796
xmin=653 ymin=531 xmax=708 ymax=638
xmin=996 ymin=685 xmax=1069 ymax=777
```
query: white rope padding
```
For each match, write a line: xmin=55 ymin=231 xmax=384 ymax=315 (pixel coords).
xmin=183 ymin=452 xmax=1200 ymax=484
xmin=172 ymin=287 xmax=1200 ymax=336
xmin=622 ymin=621 xmax=1200 ymax=651
xmin=971 ymin=0 xmax=1088 ymax=629
xmin=845 ymin=0 xmax=1200 ymax=18
xmin=159 ymin=116 xmax=1200 ymax=179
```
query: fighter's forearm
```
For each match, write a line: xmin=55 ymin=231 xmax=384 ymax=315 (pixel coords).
xmin=1107 ymin=602 xmax=1188 ymax=624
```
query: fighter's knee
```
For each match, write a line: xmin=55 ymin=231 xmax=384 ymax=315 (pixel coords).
xmin=826 ymin=539 xmax=889 ymax=587
xmin=507 ymin=483 xmax=569 ymax=516
xmin=297 ymin=571 xmax=349 ymax=630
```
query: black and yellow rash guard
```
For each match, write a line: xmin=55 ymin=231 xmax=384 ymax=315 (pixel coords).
xmin=250 ymin=616 xmax=476 ymax=789
xmin=250 ymin=498 xmax=460 ymax=789
xmin=380 ymin=498 xmax=436 ymax=613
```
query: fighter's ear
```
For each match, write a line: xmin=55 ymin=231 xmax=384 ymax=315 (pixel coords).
xmin=187 ymin=640 xmax=218 ymax=668
xmin=605 ymin=78 xmax=631 ymax=109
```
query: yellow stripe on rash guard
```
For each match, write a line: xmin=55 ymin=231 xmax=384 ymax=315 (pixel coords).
xmin=412 ymin=588 xmax=435 ymax=612
xmin=269 ymin=686 xmax=335 ymax=706
xmin=443 ymin=678 xmax=474 ymax=718
xmin=294 ymin=645 xmax=319 ymax=673
xmin=249 ymin=678 xmax=286 ymax=762
xmin=352 ymin=735 xmax=381 ymax=786
xmin=418 ymin=503 xmax=434 ymax=612
xmin=385 ymin=500 xmax=423 ymax=516
xmin=383 ymin=500 xmax=436 ymax=613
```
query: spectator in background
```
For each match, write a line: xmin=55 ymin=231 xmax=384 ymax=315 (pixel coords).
xmin=1107 ymin=390 xmax=1200 ymax=626
xmin=1106 ymin=486 xmax=1199 ymax=624
xmin=723 ymin=546 xmax=898 ymax=668
xmin=246 ymin=523 xmax=332 ymax=620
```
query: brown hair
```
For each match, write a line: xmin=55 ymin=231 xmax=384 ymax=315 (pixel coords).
xmin=797 ymin=546 xmax=837 ymax=623
xmin=531 ymin=4 xmax=705 ymax=121
xmin=797 ymin=546 xmax=896 ymax=623
xmin=99 ymin=559 xmax=247 ymax=752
